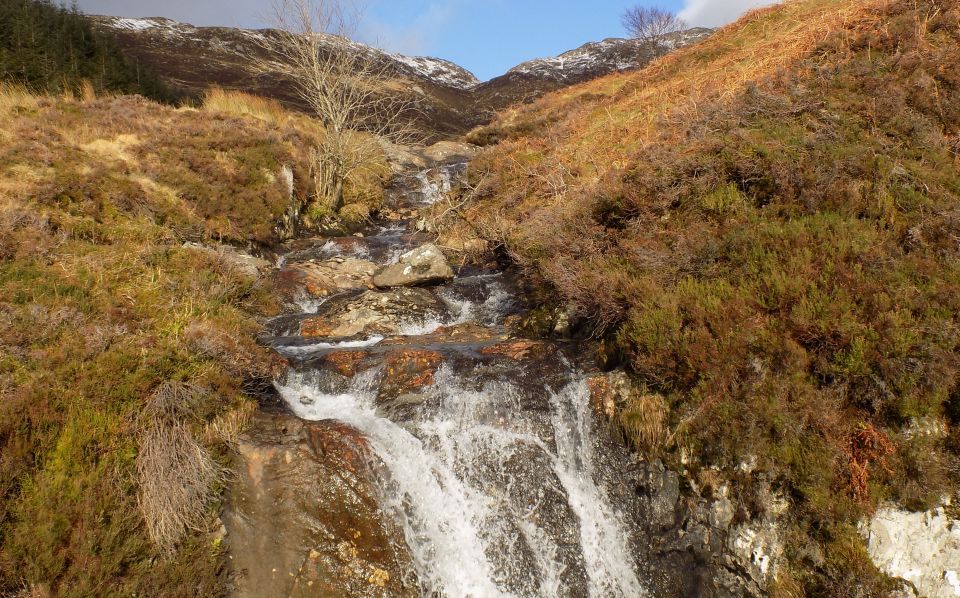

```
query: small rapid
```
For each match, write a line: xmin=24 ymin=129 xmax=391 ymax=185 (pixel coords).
xmin=266 ymin=162 xmax=647 ymax=597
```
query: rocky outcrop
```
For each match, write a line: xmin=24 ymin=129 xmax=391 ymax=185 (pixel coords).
xmin=631 ymin=461 xmax=787 ymax=597
xmin=588 ymin=370 xmax=787 ymax=596
xmin=587 ymin=370 xmax=635 ymax=420
xmin=182 ymin=242 xmax=270 ymax=279
xmin=373 ymin=244 xmax=454 ymax=288
xmin=420 ymin=141 xmax=479 ymax=165
xmin=866 ymin=506 xmax=960 ymax=597
xmin=224 ymin=412 xmax=418 ymax=598
xmin=300 ymin=288 xmax=447 ymax=339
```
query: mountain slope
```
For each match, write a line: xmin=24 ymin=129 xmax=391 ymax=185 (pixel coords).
xmin=472 ymin=29 xmax=713 ymax=110
xmin=89 ymin=16 xmax=483 ymax=139
xmin=90 ymin=15 xmax=712 ymax=137
xmin=452 ymin=0 xmax=960 ymax=593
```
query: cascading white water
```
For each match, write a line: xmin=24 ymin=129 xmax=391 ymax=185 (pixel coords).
xmin=548 ymin=381 xmax=646 ymax=597
xmin=415 ymin=163 xmax=465 ymax=205
xmin=275 ymin=364 xmax=646 ymax=597
xmin=277 ymin=369 xmax=508 ymax=596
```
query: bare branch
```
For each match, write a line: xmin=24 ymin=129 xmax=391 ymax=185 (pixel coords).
xmin=251 ymin=0 xmax=421 ymax=212
xmin=621 ymin=6 xmax=687 ymax=52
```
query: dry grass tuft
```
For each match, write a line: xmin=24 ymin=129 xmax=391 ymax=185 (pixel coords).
xmin=79 ymin=80 xmax=96 ymax=103
xmin=137 ymin=382 xmax=226 ymax=555
xmin=618 ymin=392 xmax=669 ymax=458
xmin=204 ymin=401 xmax=257 ymax=446
xmin=202 ymin=87 xmax=290 ymax=124
xmin=0 ymin=83 xmax=37 ymax=118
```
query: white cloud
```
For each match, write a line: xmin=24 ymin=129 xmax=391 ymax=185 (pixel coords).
xmin=678 ymin=0 xmax=780 ymax=28
xmin=359 ymin=2 xmax=458 ymax=56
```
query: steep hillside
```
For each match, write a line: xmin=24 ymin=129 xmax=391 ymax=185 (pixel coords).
xmin=90 ymin=15 xmax=712 ymax=137
xmin=88 ymin=16 xmax=484 ymax=139
xmin=453 ymin=0 xmax=960 ymax=593
xmin=0 ymin=87 xmax=386 ymax=595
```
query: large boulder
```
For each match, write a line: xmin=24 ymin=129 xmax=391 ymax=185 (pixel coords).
xmin=224 ymin=412 xmax=418 ymax=598
xmin=421 ymin=141 xmax=478 ymax=164
xmin=276 ymin=257 xmax=377 ymax=299
xmin=300 ymin=288 xmax=448 ymax=339
xmin=373 ymin=244 xmax=454 ymax=288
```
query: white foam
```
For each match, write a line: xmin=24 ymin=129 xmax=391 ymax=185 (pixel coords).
xmin=437 ymin=280 xmax=516 ymax=326
xmin=276 ymin=365 xmax=646 ymax=596
xmin=397 ymin=318 xmax=446 ymax=337
xmin=548 ymin=380 xmax=646 ymax=597
xmin=275 ymin=336 xmax=384 ymax=357
xmin=276 ymin=370 xmax=508 ymax=596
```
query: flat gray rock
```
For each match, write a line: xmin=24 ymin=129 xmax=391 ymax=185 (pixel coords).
xmin=373 ymin=244 xmax=454 ymax=288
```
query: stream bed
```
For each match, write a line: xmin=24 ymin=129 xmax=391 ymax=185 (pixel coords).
xmin=223 ymin=159 xmax=754 ymax=597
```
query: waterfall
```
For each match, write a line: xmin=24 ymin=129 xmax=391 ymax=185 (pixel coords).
xmin=275 ymin=364 xmax=645 ymax=597
xmin=265 ymin=166 xmax=646 ymax=597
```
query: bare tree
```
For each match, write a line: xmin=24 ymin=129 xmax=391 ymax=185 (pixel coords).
xmin=254 ymin=0 xmax=416 ymax=212
xmin=621 ymin=6 xmax=687 ymax=53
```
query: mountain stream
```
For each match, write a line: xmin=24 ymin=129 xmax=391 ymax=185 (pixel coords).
xmin=241 ymin=161 xmax=651 ymax=597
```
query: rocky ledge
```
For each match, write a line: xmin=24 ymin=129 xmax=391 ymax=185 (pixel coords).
xmin=224 ymin=412 xmax=418 ymax=597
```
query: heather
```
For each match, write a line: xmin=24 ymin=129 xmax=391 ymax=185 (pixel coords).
xmin=456 ymin=0 xmax=960 ymax=592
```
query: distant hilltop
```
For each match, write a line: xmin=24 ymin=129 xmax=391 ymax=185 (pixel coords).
xmin=90 ymin=15 xmax=713 ymax=138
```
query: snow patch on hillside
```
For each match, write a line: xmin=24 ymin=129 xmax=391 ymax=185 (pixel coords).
xmin=96 ymin=15 xmax=478 ymax=91
xmin=507 ymin=29 xmax=712 ymax=81
xmin=388 ymin=54 xmax=479 ymax=90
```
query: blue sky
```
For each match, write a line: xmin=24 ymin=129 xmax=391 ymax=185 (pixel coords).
xmin=361 ymin=0 xmax=688 ymax=80
xmin=77 ymin=0 xmax=775 ymax=81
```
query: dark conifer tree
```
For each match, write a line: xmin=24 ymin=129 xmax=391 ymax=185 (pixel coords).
xmin=0 ymin=0 xmax=174 ymax=101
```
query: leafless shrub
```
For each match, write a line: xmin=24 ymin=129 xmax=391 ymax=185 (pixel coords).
xmin=253 ymin=0 xmax=418 ymax=212
xmin=183 ymin=320 xmax=264 ymax=377
xmin=137 ymin=382 xmax=225 ymax=554
xmin=621 ymin=6 xmax=687 ymax=52
xmin=0 ymin=202 xmax=48 ymax=233
xmin=80 ymin=322 xmax=127 ymax=355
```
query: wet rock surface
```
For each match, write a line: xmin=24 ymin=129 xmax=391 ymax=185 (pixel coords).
xmin=276 ymin=257 xmax=376 ymax=300
xmin=299 ymin=288 xmax=448 ymax=339
xmin=224 ymin=412 xmax=418 ymax=598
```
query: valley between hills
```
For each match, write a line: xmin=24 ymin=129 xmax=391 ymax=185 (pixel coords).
xmin=1 ymin=0 xmax=959 ymax=597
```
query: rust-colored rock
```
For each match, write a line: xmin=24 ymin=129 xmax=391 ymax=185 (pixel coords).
xmin=381 ymin=349 xmax=443 ymax=398
xmin=381 ymin=322 xmax=505 ymax=346
xmin=224 ymin=412 xmax=418 ymax=598
xmin=587 ymin=375 xmax=618 ymax=420
xmin=480 ymin=339 xmax=551 ymax=361
xmin=275 ymin=258 xmax=376 ymax=300
xmin=324 ymin=351 xmax=369 ymax=377
xmin=300 ymin=317 xmax=336 ymax=338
